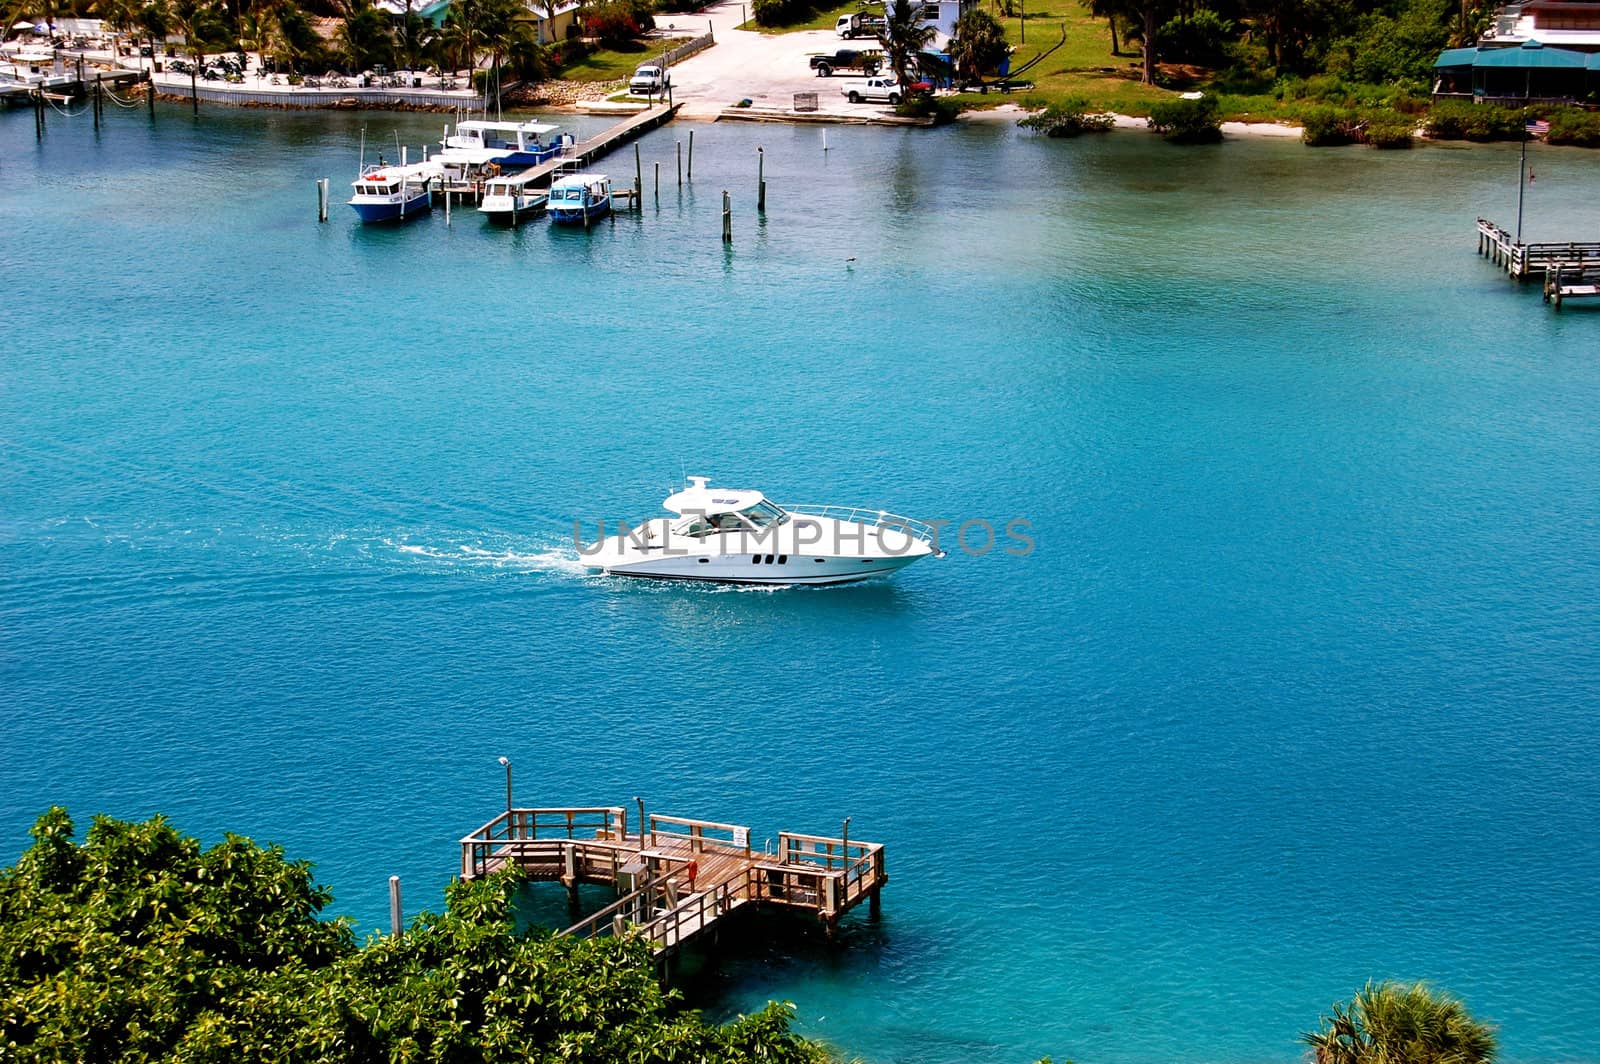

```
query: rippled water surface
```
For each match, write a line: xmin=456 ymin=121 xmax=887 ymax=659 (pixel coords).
xmin=3 ymin=102 xmax=1599 ymax=1064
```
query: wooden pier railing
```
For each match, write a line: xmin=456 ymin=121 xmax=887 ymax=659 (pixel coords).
xmin=459 ymin=804 xmax=886 ymax=959
xmin=1477 ymin=217 xmax=1600 ymax=280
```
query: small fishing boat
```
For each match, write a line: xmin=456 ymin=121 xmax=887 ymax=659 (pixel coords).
xmin=348 ymin=161 xmax=438 ymax=223
xmin=547 ymin=172 xmax=611 ymax=225
xmin=479 ymin=168 xmax=548 ymax=223
xmin=582 ymin=476 xmax=944 ymax=585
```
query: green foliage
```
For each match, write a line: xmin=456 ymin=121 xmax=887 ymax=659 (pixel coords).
xmin=0 ymin=808 xmax=829 ymax=1064
xmin=1322 ymin=0 xmax=1451 ymax=89
xmin=951 ymin=8 xmax=1008 ymax=80
xmin=1303 ymin=980 xmax=1497 ymax=1064
xmin=1019 ymin=97 xmax=1114 ymax=136
xmin=752 ymin=0 xmax=815 ymax=27
xmin=1153 ymin=8 xmax=1234 ymax=67
xmin=339 ymin=3 xmax=395 ymax=72
xmin=1147 ymin=93 xmax=1221 ymax=143
xmin=1299 ymin=105 xmax=1414 ymax=148
xmin=582 ymin=0 xmax=655 ymax=44
xmin=1423 ymin=100 xmax=1527 ymax=141
xmin=894 ymin=92 xmax=958 ymax=122
xmin=1363 ymin=111 xmax=1416 ymax=148
xmin=1545 ymin=107 xmax=1600 ymax=147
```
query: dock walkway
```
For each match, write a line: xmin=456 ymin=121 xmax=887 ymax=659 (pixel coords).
xmin=460 ymin=806 xmax=885 ymax=959
xmin=516 ymin=104 xmax=679 ymax=189
xmin=1477 ymin=217 xmax=1600 ymax=280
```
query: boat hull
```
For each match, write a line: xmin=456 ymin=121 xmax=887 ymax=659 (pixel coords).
xmin=548 ymin=200 xmax=611 ymax=225
xmin=349 ymin=193 xmax=431 ymax=223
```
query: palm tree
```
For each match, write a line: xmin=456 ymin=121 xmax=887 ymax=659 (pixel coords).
xmin=875 ymin=0 xmax=935 ymax=94
xmin=168 ymin=0 xmax=222 ymax=110
xmin=950 ymin=8 xmax=1006 ymax=83
xmin=1303 ymin=981 xmax=1497 ymax=1064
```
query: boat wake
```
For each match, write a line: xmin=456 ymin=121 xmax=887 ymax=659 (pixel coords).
xmin=383 ymin=534 xmax=590 ymax=578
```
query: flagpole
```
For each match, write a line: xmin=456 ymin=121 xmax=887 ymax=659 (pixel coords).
xmin=1516 ymin=128 xmax=1528 ymax=246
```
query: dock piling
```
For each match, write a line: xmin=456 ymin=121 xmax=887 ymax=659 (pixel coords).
xmin=316 ymin=178 xmax=329 ymax=223
xmin=654 ymin=160 xmax=660 ymax=200
xmin=634 ymin=142 xmax=642 ymax=208
xmin=389 ymin=875 xmax=403 ymax=937
xmin=688 ymin=130 xmax=694 ymax=181
xmin=722 ymin=190 xmax=731 ymax=243
xmin=676 ymin=141 xmax=682 ymax=187
xmin=757 ymin=147 xmax=765 ymax=212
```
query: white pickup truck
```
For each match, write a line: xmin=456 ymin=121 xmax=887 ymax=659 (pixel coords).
xmin=629 ymin=65 xmax=670 ymax=96
xmin=842 ymin=76 xmax=903 ymax=105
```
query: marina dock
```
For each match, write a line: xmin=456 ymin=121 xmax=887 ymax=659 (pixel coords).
xmin=1476 ymin=218 xmax=1600 ymax=309
xmin=438 ymin=104 xmax=678 ymax=209
xmin=460 ymin=805 xmax=885 ymax=959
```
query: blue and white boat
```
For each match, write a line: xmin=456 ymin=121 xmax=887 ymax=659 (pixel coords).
xmin=348 ymin=161 xmax=438 ymax=223
xmin=547 ymin=172 xmax=611 ymax=225
xmin=438 ymin=119 xmax=574 ymax=169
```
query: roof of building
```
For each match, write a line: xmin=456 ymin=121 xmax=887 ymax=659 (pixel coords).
xmin=1435 ymin=40 xmax=1599 ymax=68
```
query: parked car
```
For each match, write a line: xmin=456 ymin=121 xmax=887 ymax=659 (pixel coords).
xmin=629 ymin=64 xmax=670 ymax=95
xmin=842 ymin=75 xmax=903 ymax=104
xmin=835 ymin=12 xmax=886 ymax=38
xmin=809 ymin=49 xmax=882 ymax=77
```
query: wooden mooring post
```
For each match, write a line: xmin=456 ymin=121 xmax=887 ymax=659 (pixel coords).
xmin=757 ymin=146 xmax=765 ymax=212
xmin=722 ymin=190 xmax=731 ymax=243
xmin=316 ymin=178 xmax=329 ymax=222
xmin=688 ymin=129 xmax=694 ymax=181
xmin=676 ymin=140 xmax=682 ymax=187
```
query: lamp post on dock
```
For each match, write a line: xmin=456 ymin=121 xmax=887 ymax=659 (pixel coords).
xmin=497 ymin=756 xmax=512 ymax=826
xmin=1516 ymin=129 xmax=1529 ymax=246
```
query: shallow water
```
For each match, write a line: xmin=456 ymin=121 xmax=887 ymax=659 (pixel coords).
xmin=2 ymin=102 xmax=1598 ymax=1063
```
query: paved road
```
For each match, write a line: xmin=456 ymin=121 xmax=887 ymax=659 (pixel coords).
xmin=661 ymin=0 xmax=896 ymax=119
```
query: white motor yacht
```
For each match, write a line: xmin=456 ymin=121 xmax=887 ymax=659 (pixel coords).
xmin=584 ymin=476 xmax=943 ymax=585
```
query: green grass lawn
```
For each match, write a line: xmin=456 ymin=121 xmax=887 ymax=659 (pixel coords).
xmin=751 ymin=0 xmax=877 ymax=34
xmin=948 ymin=0 xmax=1290 ymax=120
xmin=558 ymin=39 xmax=677 ymax=83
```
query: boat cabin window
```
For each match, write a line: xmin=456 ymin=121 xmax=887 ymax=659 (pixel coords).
xmin=740 ymin=501 xmax=789 ymax=528
xmin=675 ymin=511 xmax=753 ymax=537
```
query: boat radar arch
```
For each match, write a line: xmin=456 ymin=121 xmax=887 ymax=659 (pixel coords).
xmin=663 ymin=475 xmax=770 ymax=516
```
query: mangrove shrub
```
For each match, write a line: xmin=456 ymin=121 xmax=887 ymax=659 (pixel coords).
xmin=1148 ymin=94 xmax=1222 ymax=143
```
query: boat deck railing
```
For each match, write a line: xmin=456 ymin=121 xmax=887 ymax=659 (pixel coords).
xmin=781 ymin=504 xmax=941 ymax=544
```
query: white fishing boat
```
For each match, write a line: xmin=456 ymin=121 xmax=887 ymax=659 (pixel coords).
xmin=478 ymin=168 xmax=548 ymax=222
xmin=583 ymin=476 xmax=943 ymax=585
xmin=547 ymin=172 xmax=611 ymax=225
xmin=436 ymin=118 xmax=573 ymax=169
xmin=348 ymin=160 xmax=438 ymax=223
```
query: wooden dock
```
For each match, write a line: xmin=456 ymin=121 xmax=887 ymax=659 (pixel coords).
xmin=460 ymin=806 xmax=885 ymax=959
xmin=517 ymin=104 xmax=679 ymax=189
xmin=437 ymin=104 xmax=677 ymax=210
xmin=1476 ymin=217 xmax=1600 ymax=281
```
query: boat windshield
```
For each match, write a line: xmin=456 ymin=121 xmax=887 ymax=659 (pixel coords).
xmin=740 ymin=500 xmax=788 ymax=528
xmin=676 ymin=511 xmax=753 ymax=536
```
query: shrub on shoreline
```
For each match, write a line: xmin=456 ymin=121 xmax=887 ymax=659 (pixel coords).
xmin=1423 ymin=101 xmax=1525 ymax=141
xmin=1300 ymin=106 xmax=1414 ymax=148
xmin=1148 ymin=94 xmax=1222 ymax=143
xmin=1019 ymin=98 xmax=1114 ymax=137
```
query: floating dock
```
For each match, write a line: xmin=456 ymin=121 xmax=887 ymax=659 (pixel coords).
xmin=460 ymin=805 xmax=885 ymax=959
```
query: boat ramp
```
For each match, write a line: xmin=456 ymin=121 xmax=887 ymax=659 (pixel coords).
xmin=459 ymin=804 xmax=885 ymax=961
xmin=1477 ymin=217 xmax=1600 ymax=309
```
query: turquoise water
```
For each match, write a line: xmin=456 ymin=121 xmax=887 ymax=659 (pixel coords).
xmin=3 ymin=103 xmax=1599 ymax=1064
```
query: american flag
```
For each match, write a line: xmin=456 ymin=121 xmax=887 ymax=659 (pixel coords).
xmin=1526 ymin=119 xmax=1551 ymax=135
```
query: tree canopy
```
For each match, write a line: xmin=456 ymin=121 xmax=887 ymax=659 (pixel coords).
xmin=1303 ymin=980 xmax=1498 ymax=1064
xmin=0 ymin=807 xmax=829 ymax=1064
